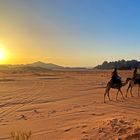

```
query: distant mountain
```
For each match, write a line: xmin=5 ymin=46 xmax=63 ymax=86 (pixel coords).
xmin=13 ymin=66 xmax=50 ymax=72
xmin=0 ymin=61 xmax=64 ymax=72
xmin=0 ymin=61 xmax=91 ymax=72
xmin=94 ymin=60 xmax=140 ymax=70
xmin=27 ymin=61 xmax=64 ymax=70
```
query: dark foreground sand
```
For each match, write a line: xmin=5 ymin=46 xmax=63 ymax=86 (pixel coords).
xmin=0 ymin=70 xmax=139 ymax=140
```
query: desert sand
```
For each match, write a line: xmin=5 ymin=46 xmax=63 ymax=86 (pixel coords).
xmin=0 ymin=70 xmax=139 ymax=140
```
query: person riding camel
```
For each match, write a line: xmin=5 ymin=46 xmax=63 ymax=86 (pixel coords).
xmin=111 ymin=68 xmax=122 ymax=84
xmin=133 ymin=67 xmax=140 ymax=84
xmin=133 ymin=67 xmax=138 ymax=80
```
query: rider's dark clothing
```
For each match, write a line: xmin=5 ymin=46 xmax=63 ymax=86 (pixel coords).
xmin=133 ymin=67 xmax=137 ymax=79
xmin=133 ymin=67 xmax=140 ymax=84
xmin=111 ymin=69 xmax=122 ymax=84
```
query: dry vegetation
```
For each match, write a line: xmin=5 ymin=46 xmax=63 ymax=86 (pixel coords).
xmin=10 ymin=131 xmax=32 ymax=140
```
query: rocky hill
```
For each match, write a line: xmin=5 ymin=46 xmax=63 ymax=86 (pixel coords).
xmin=95 ymin=60 xmax=140 ymax=70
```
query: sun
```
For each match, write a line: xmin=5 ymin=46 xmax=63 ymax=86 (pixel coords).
xmin=0 ymin=44 xmax=7 ymax=63
xmin=0 ymin=48 xmax=5 ymax=60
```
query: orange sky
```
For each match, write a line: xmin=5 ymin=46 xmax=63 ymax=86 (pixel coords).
xmin=0 ymin=0 xmax=140 ymax=66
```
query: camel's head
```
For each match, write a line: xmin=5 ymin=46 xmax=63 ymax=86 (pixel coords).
xmin=126 ymin=78 xmax=132 ymax=82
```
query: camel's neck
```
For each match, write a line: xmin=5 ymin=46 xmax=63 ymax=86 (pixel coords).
xmin=122 ymin=79 xmax=129 ymax=86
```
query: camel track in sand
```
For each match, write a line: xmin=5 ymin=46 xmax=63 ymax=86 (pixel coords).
xmin=0 ymin=80 xmax=46 ymax=119
xmin=0 ymin=80 xmax=38 ymax=105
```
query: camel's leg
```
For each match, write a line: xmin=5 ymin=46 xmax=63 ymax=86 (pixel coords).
xmin=130 ymin=82 xmax=135 ymax=97
xmin=130 ymin=86 xmax=133 ymax=97
xmin=104 ymin=87 xmax=110 ymax=103
xmin=120 ymin=89 xmax=125 ymax=100
xmin=104 ymin=88 xmax=108 ymax=103
xmin=138 ymin=85 xmax=140 ymax=97
xmin=126 ymin=83 xmax=131 ymax=98
xmin=116 ymin=90 xmax=120 ymax=100
xmin=107 ymin=90 xmax=111 ymax=101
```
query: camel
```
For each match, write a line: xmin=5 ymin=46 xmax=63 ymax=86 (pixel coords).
xmin=126 ymin=74 xmax=140 ymax=98
xmin=104 ymin=78 xmax=131 ymax=103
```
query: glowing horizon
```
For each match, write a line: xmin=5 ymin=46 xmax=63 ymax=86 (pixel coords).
xmin=0 ymin=0 xmax=140 ymax=67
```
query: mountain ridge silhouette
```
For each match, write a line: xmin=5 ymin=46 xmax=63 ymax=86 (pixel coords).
xmin=94 ymin=59 xmax=140 ymax=70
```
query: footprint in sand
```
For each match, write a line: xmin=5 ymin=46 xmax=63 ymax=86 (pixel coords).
xmin=33 ymin=109 xmax=39 ymax=114
xmin=18 ymin=114 xmax=27 ymax=120
xmin=81 ymin=125 xmax=87 ymax=128
xmin=2 ymin=123 xmax=7 ymax=125
xmin=82 ymin=131 xmax=88 ymax=134
xmin=48 ymin=110 xmax=56 ymax=114
xmin=64 ymin=127 xmax=72 ymax=132
xmin=73 ymin=105 xmax=80 ymax=108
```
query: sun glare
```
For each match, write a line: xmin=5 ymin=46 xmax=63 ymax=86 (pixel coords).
xmin=0 ymin=49 xmax=5 ymax=60
xmin=0 ymin=44 xmax=7 ymax=63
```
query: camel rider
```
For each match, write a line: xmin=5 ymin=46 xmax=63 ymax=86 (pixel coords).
xmin=133 ymin=67 xmax=137 ymax=80
xmin=133 ymin=67 xmax=140 ymax=84
xmin=111 ymin=68 xmax=122 ymax=84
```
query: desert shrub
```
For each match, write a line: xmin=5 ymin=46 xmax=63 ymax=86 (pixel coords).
xmin=10 ymin=131 xmax=32 ymax=140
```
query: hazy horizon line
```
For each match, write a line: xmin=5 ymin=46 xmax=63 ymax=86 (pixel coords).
xmin=0 ymin=59 xmax=139 ymax=68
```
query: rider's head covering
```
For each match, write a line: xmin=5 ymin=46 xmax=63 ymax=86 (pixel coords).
xmin=114 ymin=68 xmax=117 ymax=71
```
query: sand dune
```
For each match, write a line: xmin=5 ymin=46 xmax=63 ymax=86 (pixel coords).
xmin=0 ymin=70 xmax=139 ymax=140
